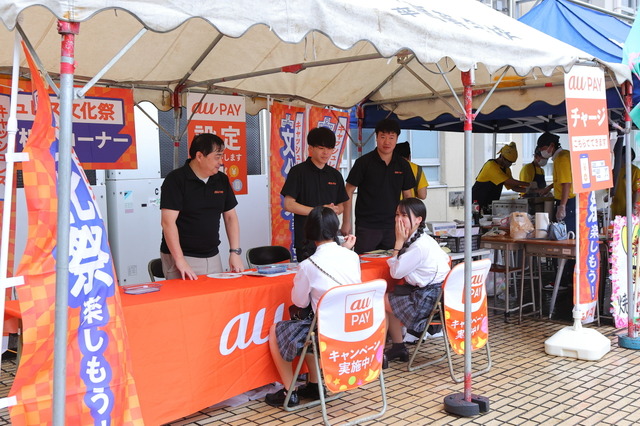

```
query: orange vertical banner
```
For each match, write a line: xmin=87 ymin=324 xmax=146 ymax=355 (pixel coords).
xmin=9 ymin=44 xmax=142 ymax=425
xmin=269 ymin=103 xmax=305 ymax=252
xmin=307 ymin=107 xmax=349 ymax=169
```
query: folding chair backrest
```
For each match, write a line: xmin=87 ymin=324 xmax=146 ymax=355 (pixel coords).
xmin=148 ymin=258 xmax=164 ymax=281
xmin=316 ymin=279 xmax=387 ymax=393
xmin=246 ymin=245 xmax=291 ymax=268
xmin=442 ymin=258 xmax=491 ymax=355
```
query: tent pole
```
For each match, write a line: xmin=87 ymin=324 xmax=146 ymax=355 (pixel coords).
xmin=52 ymin=20 xmax=79 ymax=425
xmin=620 ymin=81 xmax=639 ymax=342
xmin=172 ymin=85 xmax=184 ymax=169
xmin=0 ymin=27 xmax=27 ymax=368
xmin=444 ymin=69 xmax=489 ymax=417
xmin=462 ymin=70 xmax=474 ymax=403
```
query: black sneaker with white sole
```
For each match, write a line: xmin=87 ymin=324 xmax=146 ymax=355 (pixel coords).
xmin=265 ymin=388 xmax=299 ymax=407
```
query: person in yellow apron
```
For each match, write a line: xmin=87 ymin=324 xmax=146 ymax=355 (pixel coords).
xmin=472 ymin=142 xmax=529 ymax=214
xmin=519 ymin=148 xmax=552 ymax=197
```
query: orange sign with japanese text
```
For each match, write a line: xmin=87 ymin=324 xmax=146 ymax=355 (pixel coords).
xmin=186 ymin=93 xmax=247 ymax=194
xmin=269 ymin=104 xmax=350 ymax=254
xmin=443 ymin=259 xmax=491 ymax=355
xmin=307 ymin=107 xmax=350 ymax=169
xmin=317 ymin=280 xmax=386 ymax=393
xmin=269 ymin=103 xmax=306 ymax=251
xmin=0 ymin=79 xmax=137 ymax=170
xmin=564 ymin=66 xmax=613 ymax=193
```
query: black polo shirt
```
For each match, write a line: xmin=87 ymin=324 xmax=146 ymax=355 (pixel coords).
xmin=346 ymin=150 xmax=415 ymax=229
xmin=280 ymin=157 xmax=348 ymax=248
xmin=160 ymin=160 xmax=238 ymax=258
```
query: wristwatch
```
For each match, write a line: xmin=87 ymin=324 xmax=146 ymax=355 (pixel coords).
xmin=229 ymin=248 xmax=242 ymax=255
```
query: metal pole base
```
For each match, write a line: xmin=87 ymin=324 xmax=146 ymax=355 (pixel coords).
xmin=444 ymin=393 xmax=490 ymax=417
xmin=618 ymin=334 xmax=640 ymax=350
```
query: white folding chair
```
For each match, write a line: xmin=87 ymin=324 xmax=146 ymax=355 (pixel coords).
xmin=283 ymin=279 xmax=388 ymax=425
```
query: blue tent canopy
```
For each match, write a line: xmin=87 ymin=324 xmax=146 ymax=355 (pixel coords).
xmin=353 ymin=0 xmax=630 ymax=133
xmin=518 ymin=0 xmax=629 ymax=64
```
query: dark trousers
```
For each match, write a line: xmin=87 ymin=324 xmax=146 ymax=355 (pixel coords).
xmin=354 ymin=226 xmax=395 ymax=255
xmin=554 ymin=197 xmax=576 ymax=234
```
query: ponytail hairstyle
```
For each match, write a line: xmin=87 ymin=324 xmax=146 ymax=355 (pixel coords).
xmin=304 ymin=206 xmax=340 ymax=243
xmin=397 ymin=198 xmax=427 ymax=257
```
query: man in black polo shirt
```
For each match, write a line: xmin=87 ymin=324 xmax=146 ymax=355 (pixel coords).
xmin=281 ymin=127 xmax=349 ymax=260
xmin=160 ymin=133 xmax=243 ymax=279
xmin=341 ymin=119 xmax=416 ymax=254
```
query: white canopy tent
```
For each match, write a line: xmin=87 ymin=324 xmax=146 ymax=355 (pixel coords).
xmin=0 ymin=0 xmax=631 ymax=422
xmin=0 ymin=0 xmax=629 ymax=114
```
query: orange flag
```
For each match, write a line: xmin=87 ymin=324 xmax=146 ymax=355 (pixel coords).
xmin=9 ymin=43 xmax=143 ymax=425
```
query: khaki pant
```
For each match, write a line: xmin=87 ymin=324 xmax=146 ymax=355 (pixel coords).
xmin=160 ymin=252 xmax=222 ymax=279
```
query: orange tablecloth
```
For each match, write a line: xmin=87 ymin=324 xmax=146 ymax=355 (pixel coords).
xmin=121 ymin=256 xmax=395 ymax=426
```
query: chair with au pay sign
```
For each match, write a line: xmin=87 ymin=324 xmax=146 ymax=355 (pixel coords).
xmin=246 ymin=245 xmax=291 ymax=268
xmin=407 ymin=259 xmax=492 ymax=383
xmin=283 ymin=279 xmax=388 ymax=425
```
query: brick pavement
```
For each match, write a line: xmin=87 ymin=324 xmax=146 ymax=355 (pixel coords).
xmin=1 ymin=313 xmax=638 ymax=425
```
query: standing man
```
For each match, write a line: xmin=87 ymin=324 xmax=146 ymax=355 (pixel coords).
xmin=160 ymin=133 xmax=243 ymax=280
xmin=472 ymin=142 xmax=529 ymax=214
xmin=394 ymin=141 xmax=428 ymax=200
xmin=536 ymin=132 xmax=576 ymax=233
xmin=519 ymin=148 xmax=552 ymax=197
xmin=341 ymin=119 xmax=416 ymax=254
xmin=281 ymin=127 xmax=349 ymax=261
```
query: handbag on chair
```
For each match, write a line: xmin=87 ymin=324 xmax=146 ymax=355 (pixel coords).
xmin=288 ymin=304 xmax=314 ymax=321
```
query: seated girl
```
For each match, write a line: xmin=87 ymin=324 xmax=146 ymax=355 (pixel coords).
xmin=265 ymin=206 xmax=360 ymax=407
xmin=385 ymin=198 xmax=451 ymax=362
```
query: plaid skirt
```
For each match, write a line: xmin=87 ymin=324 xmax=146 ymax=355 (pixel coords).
xmin=388 ymin=283 xmax=441 ymax=333
xmin=275 ymin=317 xmax=314 ymax=362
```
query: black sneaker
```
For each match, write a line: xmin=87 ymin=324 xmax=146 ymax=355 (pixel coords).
xmin=265 ymin=388 xmax=299 ymax=407
xmin=297 ymin=383 xmax=326 ymax=400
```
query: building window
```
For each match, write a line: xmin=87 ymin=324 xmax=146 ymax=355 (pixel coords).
xmin=406 ymin=130 xmax=441 ymax=185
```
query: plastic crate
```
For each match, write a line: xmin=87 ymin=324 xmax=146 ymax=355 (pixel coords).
xmin=436 ymin=234 xmax=481 ymax=253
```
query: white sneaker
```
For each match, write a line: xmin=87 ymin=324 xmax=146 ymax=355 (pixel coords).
xmin=426 ymin=330 xmax=444 ymax=339
xmin=403 ymin=333 xmax=420 ymax=344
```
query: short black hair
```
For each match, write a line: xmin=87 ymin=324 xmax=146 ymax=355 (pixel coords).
xmin=307 ymin=127 xmax=336 ymax=148
xmin=375 ymin=118 xmax=401 ymax=136
xmin=394 ymin=142 xmax=411 ymax=159
xmin=536 ymin=132 xmax=560 ymax=150
xmin=304 ymin=206 xmax=339 ymax=243
xmin=622 ymin=147 xmax=637 ymax=161
xmin=189 ymin=133 xmax=224 ymax=159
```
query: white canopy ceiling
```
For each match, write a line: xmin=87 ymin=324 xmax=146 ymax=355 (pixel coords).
xmin=0 ymin=0 xmax=631 ymax=121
